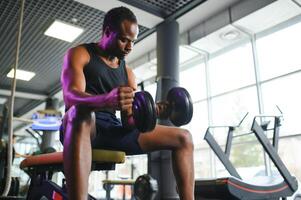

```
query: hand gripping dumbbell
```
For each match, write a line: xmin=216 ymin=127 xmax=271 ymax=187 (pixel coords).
xmin=156 ymin=87 xmax=193 ymax=126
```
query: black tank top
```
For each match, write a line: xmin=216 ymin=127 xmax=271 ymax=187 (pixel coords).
xmin=82 ymin=43 xmax=128 ymax=114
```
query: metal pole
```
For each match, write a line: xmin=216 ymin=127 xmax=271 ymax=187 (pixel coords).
xmin=40 ymin=98 xmax=59 ymax=151
xmin=153 ymin=20 xmax=180 ymax=199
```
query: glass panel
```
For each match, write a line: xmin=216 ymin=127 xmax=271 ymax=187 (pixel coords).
xmin=182 ymin=101 xmax=208 ymax=145
xmin=180 ymin=63 xmax=207 ymax=102
xmin=179 ymin=45 xmax=199 ymax=64
xmin=229 ymin=134 xmax=266 ymax=179
xmin=211 ymin=87 xmax=259 ymax=130
xmin=194 ymin=142 xmax=214 ymax=179
xmin=144 ymin=82 xmax=157 ymax=100
xmin=257 ymin=20 xmax=301 ymax=81
xmin=209 ymin=43 xmax=255 ymax=96
xmin=210 ymin=87 xmax=265 ymax=178
xmin=261 ymin=72 xmax=301 ymax=135
xmin=277 ymin=135 xmax=301 ymax=181
xmin=133 ymin=62 xmax=156 ymax=83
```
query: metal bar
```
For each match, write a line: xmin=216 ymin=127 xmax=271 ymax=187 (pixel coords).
xmin=25 ymin=129 xmax=40 ymax=147
xmin=225 ymin=127 xmax=234 ymax=157
xmin=13 ymin=117 xmax=33 ymax=124
xmin=273 ymin=117 xmax=280 ymax=152
xmin=32 ymin=129 xmax=42 ymax=138
xmin=0 ymin=89 xmax=47 ymax=100
xmin=251 ymin=121 xmax=298 ymax=192
xmin=138 ymin=82 xmax=145 ymax=91
xmin=204 ymin=129 xmax=241 ymax=179
xmin=232 ymin=131 xmax=253 ymax=138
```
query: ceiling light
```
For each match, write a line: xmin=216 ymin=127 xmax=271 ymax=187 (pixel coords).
xmin=44 ymin=20 xmax=84 ymax=42
xmin=7 ymin=69 xmax=36 ymax=81
xmin=220 ymin=30 xmax=240 ymax=40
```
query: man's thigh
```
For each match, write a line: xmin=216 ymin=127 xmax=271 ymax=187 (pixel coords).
xmin=92 ymin=114 xmax=145 ymax=155
xmin=138 ymin=125 xmax=190 ymax=152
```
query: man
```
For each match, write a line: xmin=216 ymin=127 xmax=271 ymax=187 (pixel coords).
xmin=61 ymin=7 xmax=194 ymax=200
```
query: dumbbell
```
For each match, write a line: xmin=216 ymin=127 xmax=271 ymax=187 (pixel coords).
xmin=134 ymin=174 xmax=158 ymax=200
xmin=156 ymin=87 xmax=193 ymax=126
xmin=132 ymin=91 xmax=157 ymax=133
xmin=131 ymin=87 xmax=193 ymax=132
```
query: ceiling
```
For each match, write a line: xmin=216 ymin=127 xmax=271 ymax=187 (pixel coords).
xmin=0 ymin=0 xmax=209 ymax=117
xmin=1 ymin=0 xmax=299 ymax=130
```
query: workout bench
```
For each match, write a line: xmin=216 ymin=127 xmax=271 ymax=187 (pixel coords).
xmin=20 ymin=149 xmax=126 ymax=200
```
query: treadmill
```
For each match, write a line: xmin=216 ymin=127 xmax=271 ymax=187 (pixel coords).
xmin=195 ymin=114 xmax=299 ymax=200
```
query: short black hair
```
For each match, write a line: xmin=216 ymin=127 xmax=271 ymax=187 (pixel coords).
xmin=102 ymin=7 xmax=137 ymax=34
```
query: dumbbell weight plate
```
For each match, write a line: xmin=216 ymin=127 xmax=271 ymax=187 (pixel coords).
xmin=167 ymin=87 xmax=193 ymax=126
xmin=134 ymin=174 xmax=158 ymax=200
xmin=132 ymin=91 xmax=157 ymax=133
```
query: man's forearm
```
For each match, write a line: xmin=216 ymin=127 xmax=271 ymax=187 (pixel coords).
xmin=64 ymin=89 xmax=110 ymax=110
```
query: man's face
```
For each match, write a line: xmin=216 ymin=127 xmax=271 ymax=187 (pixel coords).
xmin=107 ymin=20 xmax=139 ymax=59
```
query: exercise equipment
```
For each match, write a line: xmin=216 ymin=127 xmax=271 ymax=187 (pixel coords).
xmin=195 ymin=114 xmax=300 ymax=200
xmin=103 ymin=174 xmax=158 ymax=200
xmin=31 ymin=110 xmax=62 ymax=131
xmin=21 ymin=150 xmax=158 ymax=200
xmin=103 ymin=179 xmax=135 ymax=200
xmin=132 ymin=87 xmax=193 ymax=132
xmin=132 ymin=91 xmax=157 ymax=132
xmin=0 ymin=106 xmax=23 ymax=198
xmin=156 ymin=87 xmax=193 ymax=126
xmin=21 ymin=149 xmax=126 ymax=200
xmin=134 ymin=174 xmax=158 ymax=200
xmin=0 ymin=140 xmax=21 ymax=197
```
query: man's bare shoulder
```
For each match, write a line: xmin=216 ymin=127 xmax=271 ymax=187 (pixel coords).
xmin=64 ymin=45 xmax=90 ymax=68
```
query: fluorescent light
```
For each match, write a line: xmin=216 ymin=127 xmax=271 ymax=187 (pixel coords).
xmin=7 ymin=69 xmax=36 ymax=81
xmin=44 ymin=20 xmax=84 ymax=42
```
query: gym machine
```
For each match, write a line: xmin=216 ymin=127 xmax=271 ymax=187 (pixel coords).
xmin=195 ymin=113 xmax=300 ymax=200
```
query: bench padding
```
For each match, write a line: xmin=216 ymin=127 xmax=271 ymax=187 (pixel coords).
xmin=20 ymin=149 xmax=126 ymax=169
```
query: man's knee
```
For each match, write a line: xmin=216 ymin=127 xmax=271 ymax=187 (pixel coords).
xmin=177 ymin=129 xmax=194 ymax=150
xmin=66 ymin=104 xmax=95 ymax=124
xmin=63 ymin=105 xmax=96 ymax=140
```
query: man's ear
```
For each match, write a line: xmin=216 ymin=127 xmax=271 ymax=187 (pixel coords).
xmin=103 ymin=26 xmax=111 ymax=37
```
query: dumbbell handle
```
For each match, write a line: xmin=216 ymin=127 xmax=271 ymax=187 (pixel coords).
xmin=155 ymin=101 xmax=170 ymax=119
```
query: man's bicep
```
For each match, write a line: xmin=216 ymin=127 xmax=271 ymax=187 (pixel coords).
xmin=126 ymin=66 xmax=137 ymax=90
xmin=62 ymin=47 xmax=88 ymax=93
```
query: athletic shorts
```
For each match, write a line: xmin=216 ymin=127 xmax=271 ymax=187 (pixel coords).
xmin=60 ymin=111 xmax=145 ymax=155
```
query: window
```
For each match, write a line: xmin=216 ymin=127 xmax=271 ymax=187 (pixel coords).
xmin=180 ymin=63 xmax=207 ymax=102
xmin=211 ymin=87 xmax=259 ymax=129
xmin=183 ymin=101 xmax=208 ymax=145
xmin=209 ymin=43 xmax=255 ymax=96
xmin=257 ymin=20 xmax=301 ymax=81
xmin=261 ymin=72 xmax=301 ymax=135
xmin=144 ymin=82 xmax=157 ymax=100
